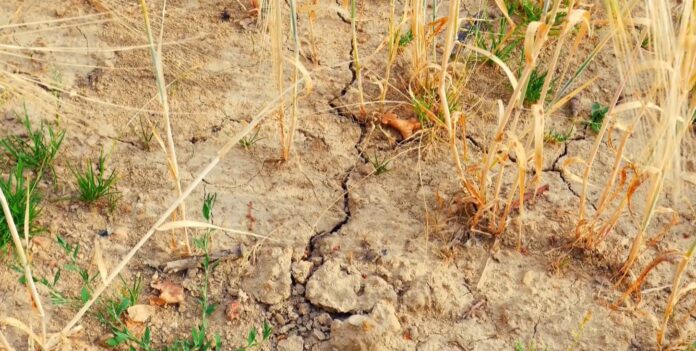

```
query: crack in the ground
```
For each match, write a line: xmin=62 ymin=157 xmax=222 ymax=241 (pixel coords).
xmin=466 ymin=135 xmax=484 ymax=152
xmin=546 ymin=139 xmax=569 ymax=172
xmin=307 ymin=9 xmax=367 ymax=259
xmin=334 ymin=0 xmax=351 ymax=24
xmin=542 ymin=137 xmax=598 ymax=211
xmin=106 ymin=135 xmax=138 ymax=148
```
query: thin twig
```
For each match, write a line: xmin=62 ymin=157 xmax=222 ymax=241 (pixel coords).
xmin=138 ymin=0 xmax=190 ymax=254
xmin=0 ymin=188 xmax=46 ymax=348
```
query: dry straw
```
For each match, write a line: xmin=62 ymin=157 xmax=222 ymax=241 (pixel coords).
xmin=138 ymin=0 xmax=190 ymax=254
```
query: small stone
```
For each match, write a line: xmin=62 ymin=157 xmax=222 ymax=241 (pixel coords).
xmin=569 ymin=96 xmax=582 ymax=117
xmin=239 ymin=289 xmax=249 ymax=302
xmin=277 ymin=335 xmax=303 ymax=351
xmin=112 ymin=227 xmax=128 ymax=241
xmin=310 ymin=256 xmax=323 ymax=267
xmin=279 ymin=323 xmax=296 ymax=334
xmin=356 ymin=163 xmax=372 ymax=176
xmin=298 ymin=303 xmax=310 ymax=316
xmin=293 ymin=284 xmax=305 ymax=296
xmin=522 ymin=271 xmax=535 ymax=287
xmin=30 ymin=236 xmax=51 ymax=250
xmin=288 ymin=309 xmax=299 ymax=321
xmin=330 ymin=302 xmax=401 ymax=351
xmin=274 ymin=313 xmax=287 ymax=325
xmin=312 ymin=329 xmax=327 ymax=341
xmin=298 ymin=326 xmax=307 ymax=333
xmin=314 ymin=312 xmax=332 ymax=327
xmin=291 ymin=261 xmax=313 ymax=284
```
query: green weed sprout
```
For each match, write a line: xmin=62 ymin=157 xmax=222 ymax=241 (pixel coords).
xmin=1 ymin=105 xmax=65 ymax=183
xmin=587 ymin=102 xmax=609 ymax=133
xmin=0 ymin=162 xmax=40 ymax=248
xmin=71 ymin=150 xmax=118 ymax=204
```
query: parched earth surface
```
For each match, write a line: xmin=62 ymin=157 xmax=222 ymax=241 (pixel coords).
xmin=0 ymin=1 xmax=695 ymax=351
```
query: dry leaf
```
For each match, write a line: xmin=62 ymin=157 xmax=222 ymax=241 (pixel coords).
xmin=148 ymin=296 xmax=167 ymax=306
xmin=151 ymin=280 xmax=185 ymax=305
xmin=381 ymin=112 xmax=421 ymax=139
xmin=226 ymin=300 xmax=241 ymax=321
xmin=127 ymin=304 xmax=157 ymax=323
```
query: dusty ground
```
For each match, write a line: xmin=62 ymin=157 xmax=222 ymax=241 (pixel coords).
xmin=1 ymin=1 xmax=695 ymax=350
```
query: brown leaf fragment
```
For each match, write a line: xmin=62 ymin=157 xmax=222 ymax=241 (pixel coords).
xmin=381 ymin=112 xmax=421 ymax=139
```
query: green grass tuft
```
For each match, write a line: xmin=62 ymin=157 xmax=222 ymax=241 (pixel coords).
xmin=71 ymin=150 xmax=118 ymax=204
xmin=0 ymin=162 xmax=41 ymax=249
xmin=368 ymin=153 xmax=391 ymax=175
xmin=524 ymin=68 xmax=549 ymax=105
xmin=1 ymin=106 xmax=65 ymax=182
xmin=239 ymin=129 xmax=264 ymax=150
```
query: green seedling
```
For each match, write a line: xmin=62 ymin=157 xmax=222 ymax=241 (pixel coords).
xmin=97 ymin=277 xmax=153 ymax=350
xmin=473 ymin=16 xmax=521 ymax=64
xmin=239 ymin=129 xmax=264 ymax=150
xmin=13 ymin=258 xmax=68 ymax=306
xmin=368 ymin=153 xmax=391 ymax=175
xmin=0 ymin=162 xmax=40 ymax=248
xmin=193 ymin=192 xmax=219 ymax=350
xmin=514 ymin=340 xmax=547 ymax=351
xmin=412 ymin=95 xmax=435 ymax=126
xmin=135 ymin=115 xmax=156 ymax=151
xmin=57 ymin=235 xmax=100 ymax=303
xmin=398 ymin=29 xmax=414 ymax=47
xmin=1 ymin=105 xmax=65 ymax=183
xmin=412 ymin=89 xmax=459 ymax=127
xmin=544 ymin=127 xmax=575 ymax=144
xmin=518 ymin=0 xmax=542 ymax=22
xmin=235 ymin=322 xmax=272 ymax=351
xmin=71 ymin=150 xmax=118 ymax=204
xmin=586 ymin=102 xmax=609 ymax=133
xmin=523 ymin=68 xmax=550 ymax=105
xmin=15 ymin=235 xmax=99 ymax=307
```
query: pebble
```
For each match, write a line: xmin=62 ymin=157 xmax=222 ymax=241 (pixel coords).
xmin=312 ymin=329 xmax=327 ymax=341
xmin=278 ymin=323 xmax=296 ymax=335
xmin=274 ymin=313 xmax=287 ymax=325
xmin=291 ymin=261 xmax=313 ymax=284
xmin=277 ymin=335 xmax=303 ymax=351
xmin=288 ymin=310 xmax=299 ymax=321
xmin=112 ymin=226 xmax=128 ymax=241
xmin=293 ymin=284 xmax=305 ymax=296
xmin=310 ymin=256 xmax=323 ymax=267
xmin=569 ymin=96 xmax=582 ymax=117
xmin=298 ymin=303 xmax=310 ymax=316
xmin=314 ymin=312 xmax=332 ymax=328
